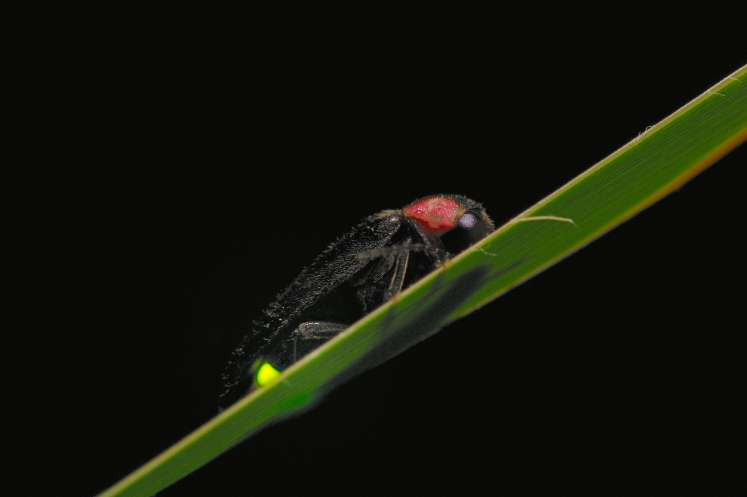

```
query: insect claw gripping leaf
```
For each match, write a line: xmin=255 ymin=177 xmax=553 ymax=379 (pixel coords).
xmin=218 ymin=194 xmax=496 ymax=411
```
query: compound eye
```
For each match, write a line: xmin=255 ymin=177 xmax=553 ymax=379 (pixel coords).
xmin=458 ymin=212 xmax=477 ymax=229
xmin=439 ymin=211 xmax=491 ymax=254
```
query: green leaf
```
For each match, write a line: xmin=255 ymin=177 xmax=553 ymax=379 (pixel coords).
xmin=99 ymin=65 xmax=746 ymax=497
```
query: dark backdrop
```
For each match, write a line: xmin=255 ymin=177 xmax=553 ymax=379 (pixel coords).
xmin=18 ymin=6 xmax=745 ymax=496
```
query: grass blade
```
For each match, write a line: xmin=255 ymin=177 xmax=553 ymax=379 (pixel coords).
xmin=99 ymin=64 xmax=746 ymax=497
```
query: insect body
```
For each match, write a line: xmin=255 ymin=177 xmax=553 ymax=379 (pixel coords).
xmin=218 ymin=194 xmax=494 ymax=410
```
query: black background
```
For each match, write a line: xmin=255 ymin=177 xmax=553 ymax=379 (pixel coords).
xmin=16 ymin=6 xmax=745 ymax=496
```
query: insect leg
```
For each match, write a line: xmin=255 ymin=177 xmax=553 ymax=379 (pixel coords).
xmin=384 ymin=250 xmax=410 ymax=301
xmin=356 ymin=244 xmax=448 ymax=262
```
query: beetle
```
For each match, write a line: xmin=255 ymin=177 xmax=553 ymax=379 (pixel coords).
xmin=218 ymin=194 xmax=495 ymax=410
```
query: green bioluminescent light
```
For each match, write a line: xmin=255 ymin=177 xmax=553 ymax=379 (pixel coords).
xmin=255 ymin=362 xmax=282 ymax=387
